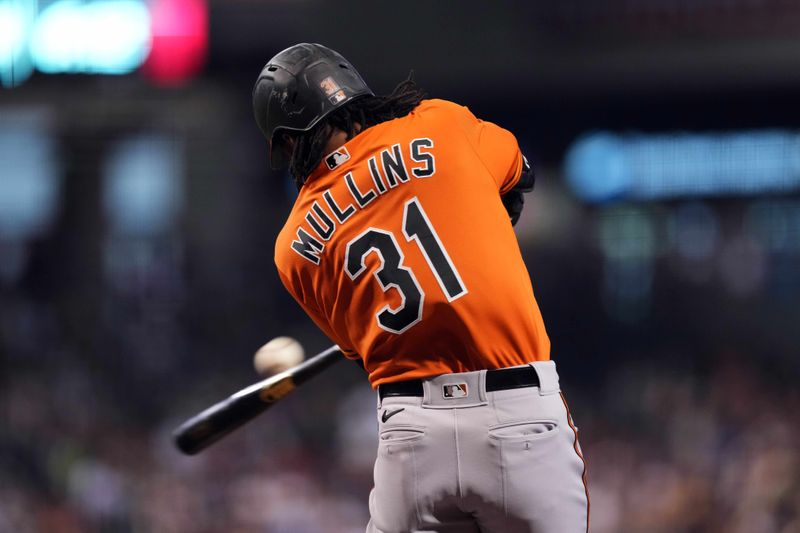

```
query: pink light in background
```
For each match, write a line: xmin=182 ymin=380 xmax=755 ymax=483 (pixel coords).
xmin=143 ymin=0 xmax=208 ymax=86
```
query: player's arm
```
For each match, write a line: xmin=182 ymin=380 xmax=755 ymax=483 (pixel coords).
xmin=276 ymin=265 xmax=365 ymax=370
xmin=445 ymin=102 xmax=535 ymax=226
xmin=287 ymin=292 xmax=366 ymax=372
xmin=501 ymin=155 xmax=535 ymax=226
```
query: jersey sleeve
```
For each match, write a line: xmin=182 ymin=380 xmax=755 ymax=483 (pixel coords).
xmin=441 ymin=101 xmax=524 ymax=193
xmin=476 ymin=120 xmax=524 ymax=194
xmin=276 ymin=265 xmax=359 ymax=360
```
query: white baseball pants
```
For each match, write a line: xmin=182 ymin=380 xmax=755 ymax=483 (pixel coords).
xmin=366 ymin=361 xmax=589 ymax=533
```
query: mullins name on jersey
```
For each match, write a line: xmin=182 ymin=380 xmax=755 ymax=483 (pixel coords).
xmin=290 ymin=137 xmax=436 ymax=265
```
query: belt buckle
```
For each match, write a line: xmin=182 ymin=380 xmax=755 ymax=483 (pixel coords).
xmin=442 ymin=383 xmax=468 ymax=399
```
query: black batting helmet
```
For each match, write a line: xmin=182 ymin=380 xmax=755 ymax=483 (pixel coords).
xmin=253 ymin=43 xmax=374 ymax=169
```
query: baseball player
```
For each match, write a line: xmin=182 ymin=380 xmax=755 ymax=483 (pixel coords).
xmin=253 ymin=43 xmax=589 ymax=533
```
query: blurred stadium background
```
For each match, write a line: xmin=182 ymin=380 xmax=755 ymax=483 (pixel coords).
xmin=1 ymin=1 xmax=799 ymax=531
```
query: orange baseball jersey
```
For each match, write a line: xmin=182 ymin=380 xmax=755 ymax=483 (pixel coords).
xmin=275 ymin=99 xmax=550 ymax=387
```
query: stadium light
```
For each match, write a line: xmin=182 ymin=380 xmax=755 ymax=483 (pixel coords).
xmin=29 ymin=0 xmax=150 ymax=74
xmin=566 ymin=130 xmax=800 ymax=203
xmin=0 ymin=0 xmax=207 ymax=87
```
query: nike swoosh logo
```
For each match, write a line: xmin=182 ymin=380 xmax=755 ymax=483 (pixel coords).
xmin=381 ymin=408 xmax=405 ymax=423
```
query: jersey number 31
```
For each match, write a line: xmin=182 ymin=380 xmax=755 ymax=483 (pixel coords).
xmin=345 ymin=197 xmax=467 ymax=334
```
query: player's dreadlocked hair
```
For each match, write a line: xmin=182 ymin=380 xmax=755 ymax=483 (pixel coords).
xmin=285 ymin=76 xmax=427 ymax=188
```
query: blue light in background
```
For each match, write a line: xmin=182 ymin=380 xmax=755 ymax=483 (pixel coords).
xmin=103 ymin=134 xmax=183 ymax=236
xmin=565 ymin=130 xmax=800 ymax=203
xmin=0 ymin=1 xmax=34 ymax=87
xmin=565 ymin=133 xmax=631 ymax=203
xmin=0 ymin=0 xmax=151 ymax=86
xmin=0 ymin=113 xmax=60 ymax=239
xmin=30 ymin=0 xmax=150 ymax=74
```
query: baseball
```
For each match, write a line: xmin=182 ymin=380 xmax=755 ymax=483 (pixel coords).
xmin=253 ymin=336 xmax=305 ymax=376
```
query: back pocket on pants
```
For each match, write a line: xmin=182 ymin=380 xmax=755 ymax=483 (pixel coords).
xmin=379 ymin=425 xmax=426 ymax=444
xmin=488 ymin=420 xmax=558 ymax=441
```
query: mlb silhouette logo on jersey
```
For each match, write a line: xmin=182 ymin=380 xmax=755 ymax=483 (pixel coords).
xmin=443 ymin=383 xmax=468 ymax=399
xmin=325 ymin=147 xmax=351 ymax=170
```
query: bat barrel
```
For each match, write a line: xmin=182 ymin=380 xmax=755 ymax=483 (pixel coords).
xmin=173 ymin=345 xmax=344 ymax=455
xmin=174 ymin=393 xmax=269 ymax=454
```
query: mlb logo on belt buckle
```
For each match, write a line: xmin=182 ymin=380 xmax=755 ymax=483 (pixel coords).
xmin=443 ymin=383 xmax=468 ymax=399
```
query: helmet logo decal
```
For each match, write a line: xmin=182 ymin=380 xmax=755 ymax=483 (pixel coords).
xmin=325 ymin=147 xmax=351 ymax=170
xmin=320 ymin=76 xmax=347 ymax=104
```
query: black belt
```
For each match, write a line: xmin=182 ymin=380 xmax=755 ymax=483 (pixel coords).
xmin=378 ymin=366 xmax=540 ymax=400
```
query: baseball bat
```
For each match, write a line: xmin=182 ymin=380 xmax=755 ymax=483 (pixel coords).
xmin=173 ymin=345 xmax=344 ymax=455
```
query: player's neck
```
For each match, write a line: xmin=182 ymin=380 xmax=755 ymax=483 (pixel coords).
xmin=325 ymin=123 xmax=362 ymax=154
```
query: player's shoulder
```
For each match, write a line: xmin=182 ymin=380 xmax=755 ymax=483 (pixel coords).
xmin=407 ymin=99 xmax=481 ymax=137
xmin=413 ymin=98 xmax=477 ymax=121
xmin=274 ymin=219 xmax=295 ymax=270
xmin=274 ymin=194 xmax=314 ymax=268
